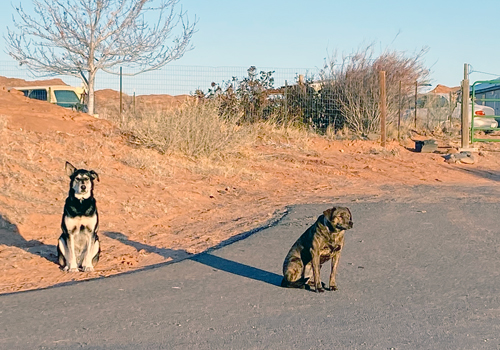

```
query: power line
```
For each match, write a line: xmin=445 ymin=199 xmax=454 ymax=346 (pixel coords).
xmin=469 ymin=65 xmax=500 ymax=78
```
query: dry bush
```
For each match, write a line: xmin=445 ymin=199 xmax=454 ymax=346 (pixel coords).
xmin=100 ymin=100 xmax=249 ymax=158
xmin=320 ymin=46 xmax=429 ymax=135
xmin=99 ymin=98 xmax=318 ymax=163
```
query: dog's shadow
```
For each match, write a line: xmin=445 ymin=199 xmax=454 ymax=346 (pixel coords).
xmin=0 ymin=213 xmax=58 ymax=264
xmin=190 ymin=253 xmax=283 ymax=286
xmin=104 ymin=231 xmax=192 ymax=262
xmin=104 ymin=231 xmax=283 ymax=287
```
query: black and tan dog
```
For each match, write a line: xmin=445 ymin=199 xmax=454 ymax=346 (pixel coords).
xmin=57 ymin=162 xmax=100 ymax=272
xmin=281 ymin=207 xmax=353 ymax=293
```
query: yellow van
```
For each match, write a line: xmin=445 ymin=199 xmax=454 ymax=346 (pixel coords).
xmin=11 ymin=85 xmax=88 ymax=112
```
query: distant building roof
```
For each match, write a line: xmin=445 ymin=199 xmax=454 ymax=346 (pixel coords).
xmin=471 ymin=79 xmax=500 ymax=94
xmin=430 ymin=84 xmax=460 ymax=94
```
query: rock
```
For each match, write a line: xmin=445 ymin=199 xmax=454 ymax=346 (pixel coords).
xmin=444 ymin=151 xmax=476 ymax=164
xmin=459 ymin=153 xmax=475 ymax=164
xmin=415 ymin=139 xmax=438 ymax=153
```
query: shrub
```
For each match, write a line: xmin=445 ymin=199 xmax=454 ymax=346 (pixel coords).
xmin=318 ymin=46 xmax=429 ymax=134
xmin=206 ymin=66 xmax=285 ymax=123
xmin=102 ymin=100 xmax=246 ymax=158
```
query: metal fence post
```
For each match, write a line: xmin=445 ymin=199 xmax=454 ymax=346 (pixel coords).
xmin=284 ymin=80 xmax=288 ymax=121
xmin=119 ymin=66 xmax=123 ymax=121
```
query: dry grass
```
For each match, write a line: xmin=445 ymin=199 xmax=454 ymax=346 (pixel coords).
xmin=99 ymin=100 xmax=318 ymax=162
xmin=100 ymin=100 xmax=248 ymax=159
xmin=248 ymin=116 xmax=313 ymax=149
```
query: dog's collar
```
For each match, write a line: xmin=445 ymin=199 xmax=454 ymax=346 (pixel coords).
xmin=322 ymin=215 xmax=337 ymax=232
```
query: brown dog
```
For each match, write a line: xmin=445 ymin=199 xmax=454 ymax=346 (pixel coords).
xmin=281 ymin=207 xmax=353 ymax=293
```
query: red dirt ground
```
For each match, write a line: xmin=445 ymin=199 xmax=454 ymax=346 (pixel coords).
xmin=1 ymin=76 xmax=500 ymax=294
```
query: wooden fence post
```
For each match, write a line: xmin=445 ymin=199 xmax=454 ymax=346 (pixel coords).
xmin=398 ymin=80 xmax=401 ymax=140
xmin=461 ymin=63 xmax=470 ymax=149
xmin=414 ymin=81 xmax=418 ymax=128
xmin=379 ymin=71 xmax=387 ymax=147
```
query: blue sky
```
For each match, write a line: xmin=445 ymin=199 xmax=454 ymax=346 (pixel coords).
xmin=1 ymin=0 xmax=500 ymax=91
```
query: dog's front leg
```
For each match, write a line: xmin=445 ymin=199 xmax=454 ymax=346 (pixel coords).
xmin=329 ymin=250 xmax=342 ymax=291
xmin=311 ymin=250 xmax=324 ymax=293
xmin=57 ymin=237 xmax=68 ymax=269
xmin=66 ymin=234 xmax=79 ymax=272
xmin=81 ymin=236 xmax=99 ymax=272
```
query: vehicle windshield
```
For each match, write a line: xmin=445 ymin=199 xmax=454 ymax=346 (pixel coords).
xmin=54 ymin=90 xmax=80 ymax=104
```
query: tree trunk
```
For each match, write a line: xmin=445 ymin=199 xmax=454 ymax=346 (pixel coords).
xmin=87 ymin=70 xmax=96 ymax=116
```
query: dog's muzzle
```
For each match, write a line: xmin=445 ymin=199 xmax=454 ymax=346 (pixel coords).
xmin=337 ymin=221 xmax=353 ymax=230
xmin=72 ymin=182 xmax=90 ymax=199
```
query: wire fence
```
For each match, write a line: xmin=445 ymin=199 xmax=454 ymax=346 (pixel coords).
xmin=0 ymin=60 xmax=459 ymax=135
xmin=0 ymin=60 xmax=318 ymax=96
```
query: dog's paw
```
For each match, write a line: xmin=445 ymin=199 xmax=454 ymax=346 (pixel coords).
xmin=67 ymin=267 xmax=79 ymax=273
xmin=82 ymin=266 xmax=94 ymax=272
xmin=328 ymin=285 xmax=338 ymax=291
xmin=315 ymin=287 xmax=325 ymax=293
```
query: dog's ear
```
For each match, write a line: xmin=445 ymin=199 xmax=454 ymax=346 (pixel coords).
xmin=89 ymin=170 xmax=100 ymax=182
xmin=323 ymin=207 xmax=336 ymax=221
xmin=346 ymin=207 xmax=353 ymax=221
xmin=65 ymin=162 xmax=76 ymax=177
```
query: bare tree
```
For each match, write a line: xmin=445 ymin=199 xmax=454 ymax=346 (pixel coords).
xmin=6 ymin=0 xmax=197 ymax=115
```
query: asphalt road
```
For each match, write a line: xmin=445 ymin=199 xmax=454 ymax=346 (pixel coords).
xmin=1 ymin=192 xmax=500 ymax=349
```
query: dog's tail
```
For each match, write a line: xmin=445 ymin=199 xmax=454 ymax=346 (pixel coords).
xmin=281 ymin=276 xmax=309 ymax=288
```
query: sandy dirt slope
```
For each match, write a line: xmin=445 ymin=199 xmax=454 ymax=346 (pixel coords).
xmin=1 ymin=76 xmax=500 ymax=294
xmin=94 ymin=89 xmax=193 ymax=113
